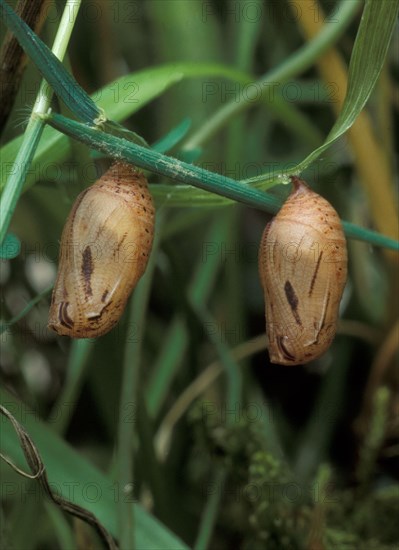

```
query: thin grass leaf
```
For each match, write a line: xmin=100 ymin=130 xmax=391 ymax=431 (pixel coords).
xmin=152 ymin=118 xmax=192 ymax=153
xmin=194 ymin=468 xmax=227 ymax=550
xmin=0 ymin=0 xmax=99 ymax=123
xmin=177 ymin=148 xmax=203 ymax=163
xmin=245 ymin=0 xmax=399 ymax=183
xmin=0 ymin=387 xmax=189 ymax=549
xmin=296 ymin=0 xmax=399 ymax=171
xmin=0 ymin=118 xmax=45 ymax=245
xmin=0 ymin=404 xmax=117 ymax=550
xmin=146 ymin=216 xmax=231 ymax=418
xmin=0 ymin=284 xmax=52 ymax=335
xmin=183 ymin=0 xmax=361 ymax=150
xmin=0 ymin=63 xmax=249 ymax=195
xmin=0 ymin=0 xmax=82 ymax=246
xmin=44 ymin=112 xmax=282 ymax=208
xmin=151 ymin=184 xmax=231 ymax=207
xmin=193 ymin=305 xmax=242 ymax=411
xmin=117 ymin=214 xmax=163 ymax=549
xmin=44 ymin=112 xmax=399 ymax=252
xmin=294 ymin=342 xmax=352 ymax=480
xmin=146 ymin=319 xmax=187 ymax=418
xmin=49 ymin=339 xmax=93 ymax=435
xmin=101 ymin=120 xmax=149 ymax=149
xmin=44 ymin=504 xmax=76 ymax=550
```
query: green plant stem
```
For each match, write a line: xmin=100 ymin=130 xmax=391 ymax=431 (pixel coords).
xmin=0 ymin=121 xmax=44 ymax=246
xmin=44 ymin=503 xmax=76 ymax=550
xmin=193 ymin=305 xmax=242 ymax=412
xmin=294 ymin=341 xmax=352 ymax=480
xmin=0 ymin=0 xmax=82 ymax=246
xmin=146 ymin=215 xmax=227 ymax=418
xmin=116 ymin=214 xmax=162 ymax=550
xmin=194 ymin=468 xmax=227 ymax=550
xmin=46 ymin=111 xmax=281 ymax=209
xmin=49 ymin=339 xmax=93 ymax=435
xmin=0 ymin=285 xmax=52 ymax=334
xmin=0 ymin=386 xmax=189 ymax=549
xmin=135 ymin=393 xmax=170 ymax=523
xmin=0 ymin=0 xmax=98 ymax=123
xmin=183 ymin=0 xmax=361 ymax=150
xmin=356 ymin=386 xmax=390 ymax=493
xmin=45 ymin=113 xmax=399 ymax=252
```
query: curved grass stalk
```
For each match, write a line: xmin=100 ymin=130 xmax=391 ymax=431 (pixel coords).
xmin=0 ymin=0 xmax=82 ymax=245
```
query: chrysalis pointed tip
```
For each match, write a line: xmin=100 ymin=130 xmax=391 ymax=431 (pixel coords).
xmin=290 ymin=175 xmax=308 ymax=192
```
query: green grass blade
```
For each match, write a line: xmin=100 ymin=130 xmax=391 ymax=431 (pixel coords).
xmin=0 ymin=63 xmax=248 ymax=195
xmin=116 ymin=214 xmax=163 ymax=549
xmin=0 ymin=119 xmax=45 ymax=245
xmin=152 ymin=118 xmax=192 ymax=153
xmin=194 ymin=469 xmax=227 ymax=550
xmin=294 ymin=342 xmax=352 ymax=480
xmin=146 ymin=319 xmax=187 ymax=418
xmin=296 ymin=0 xmax=399 ymax=172
xmin=194 ymin=305 xmax=242 ymax=411
xmin=183 ymin=0 xmax=361 ymax=150
xmin=44 ymin=112 xmax=282 ymax=208
xmin=0 ymin=388 xmax=189 ymax=549
xmin=0 ymin=285 xmax=52 ymax=335
xmin=49 ymin=339 xmax=93 ymax=435
xmin=0 ymin=0 xmax=99 ymax=123
xmin=146 ymin=215 xmax=229 ymax=417
xmin=151 ymin=185 xmax=231 ymax=207
xmin=245 ymin=0 xmax=399 ymax=182
xmin=0 ymin=0 xmax=82 ymax=246
xmin=44 ymin=113 xmax=399 ymax=252
xmin=44 ymin=503 xmax=76 ymax=550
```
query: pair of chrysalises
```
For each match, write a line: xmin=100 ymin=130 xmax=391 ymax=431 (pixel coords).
xmin=48 ymin=163 xmax=347 ymax=366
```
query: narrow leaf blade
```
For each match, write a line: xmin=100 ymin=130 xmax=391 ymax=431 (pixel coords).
xmin=0 ymin=0 xmax=99 ymax=122
xmin=296 ymin=0 xmax=399 ymax=171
